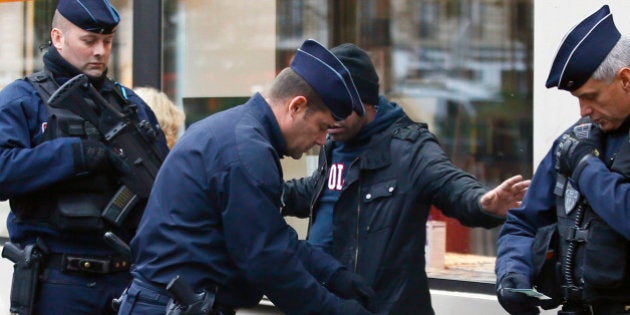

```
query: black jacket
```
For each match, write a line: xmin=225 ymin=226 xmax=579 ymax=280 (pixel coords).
xmin=283 ymin=106 xmax=504 ymax=314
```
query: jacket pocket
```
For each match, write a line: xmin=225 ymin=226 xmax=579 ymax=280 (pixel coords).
xmin=362 ymin=179 xmax=396 ymax=203
xmin=362 ymin=180 xmax=397 ymax=233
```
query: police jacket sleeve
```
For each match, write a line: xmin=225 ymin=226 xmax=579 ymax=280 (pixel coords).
xmin=495 ymin=149 xmax=557 ymax=282
xmin=411 ymin=133 xmax=503 ymax=228
xmin=294 ymin=238 xmax=343 ymax=283
xmin=222 ymin=164 xmax=343 ymax=314
xmin=0 ymin=81 xmax=81 ymax=199
xmin=282 ymin=175 xmax=318 ymax=218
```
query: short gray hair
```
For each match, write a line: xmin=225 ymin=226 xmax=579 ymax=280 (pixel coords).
xmin=592 ymin=35 xmax=630 ymax=83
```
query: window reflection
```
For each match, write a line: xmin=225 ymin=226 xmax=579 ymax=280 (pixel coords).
xmin=0 ymin=0 xmax=133 ymax=89
xmin=162 ymin=0 xmax=532 ymax=256
xmin=0 ymin=0 xmax=533 ymax=258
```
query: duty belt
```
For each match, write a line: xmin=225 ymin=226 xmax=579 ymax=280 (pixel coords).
xmin=46 ymin=253 xmax=130 ymax=274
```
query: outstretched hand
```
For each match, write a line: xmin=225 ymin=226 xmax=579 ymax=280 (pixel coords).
xmin=479 ymin=175 xmax=530 ymax=217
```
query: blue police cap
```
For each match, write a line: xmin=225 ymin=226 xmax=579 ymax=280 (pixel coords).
xmin=291 ymin=39 xmax=364 ymax=120
xmin=545 ymin=5 xmax=621 ymax=91
xmin=57 ymin=0 xmax=120 ymax=34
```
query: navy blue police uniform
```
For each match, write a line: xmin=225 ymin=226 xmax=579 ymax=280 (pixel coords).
xmin=496 ymin=5 xmax=630 ymax=314
xmin=0 ymin=1 xmax=168 ymax=314
xmin=117 ymin=40 xmax=375 ymax=315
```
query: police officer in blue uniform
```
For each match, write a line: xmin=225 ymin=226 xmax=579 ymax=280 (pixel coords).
xmin=0 ymin=1 xmax=168 ymax=314
xmin=117 ymin=39 xmax=377 ymax=315
xmin=496 ymin=5 xmax=630 ymax=315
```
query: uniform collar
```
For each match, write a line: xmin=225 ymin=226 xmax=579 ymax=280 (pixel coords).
xmin=44 ymin=45 xmax=108 ymax=90
xmin=248 ymin=93 xmax=287 ymax=157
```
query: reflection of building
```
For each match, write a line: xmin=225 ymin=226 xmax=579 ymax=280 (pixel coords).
xmin=390 ymin=0 xmax=533 ymax=163
xmin=385 ymin=0 xmax=533 ymax=256
xmin=0 ymin=1 xmax=537 ymax=313
xmin=0 ymin=0 xmax=532 ymax=255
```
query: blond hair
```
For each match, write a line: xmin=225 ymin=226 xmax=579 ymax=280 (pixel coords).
xmin=134 ymin=87 xmax=185 ymax=149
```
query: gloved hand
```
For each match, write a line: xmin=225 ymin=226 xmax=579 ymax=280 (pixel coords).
xmin=496 ymin=273 xmax=540 ymax=315
xmin=339 ymin=299 xmax=374 ymax=315
xmin=76 ymin=139 xmax=129 ymax=175
xmin=555 ymin=119 xmax=602 ymax=178
xmin=327 ymin=268 xmax=375 ymax=307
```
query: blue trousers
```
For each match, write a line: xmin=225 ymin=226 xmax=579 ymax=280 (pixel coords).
xmin=116 ymin=278 xmax=170 ymax=315
xmin=34 ymin=268 xmax=130 ymax=315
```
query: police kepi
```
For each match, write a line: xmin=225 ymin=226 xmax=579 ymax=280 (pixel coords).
xmin=56 ymin=0 xmax=120 ymax=34
xmin=291 ymin=39 xmax=364 ymax=119
xmin=545 ymin=5 xmax=621 ymax=91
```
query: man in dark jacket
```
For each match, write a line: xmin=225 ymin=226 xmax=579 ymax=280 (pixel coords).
xmin=118 ymin=39 xmax=377 ymax=315
xmin=0 ymin=1 xmax=168 ymax=314
xmin=282 ymin=43 xmax=530 ymax=314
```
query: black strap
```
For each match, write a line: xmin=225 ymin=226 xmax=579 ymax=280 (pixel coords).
xmin=26 ymin=71 xmax=103 ymax=132
xmin=26 ymin=70 xmax=58 ymax=104
xmin=46 ymin=253 xmax=130 ymax=274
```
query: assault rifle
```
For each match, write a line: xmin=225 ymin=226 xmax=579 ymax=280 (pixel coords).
xmin=47 ymin=74 xmax=166 ymax=231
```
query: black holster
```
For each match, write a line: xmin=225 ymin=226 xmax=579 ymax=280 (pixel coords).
xmin=1 ymin=239 xmax=49 ymax=315
xmin=165 ymin=276 xmax=216 ymax=315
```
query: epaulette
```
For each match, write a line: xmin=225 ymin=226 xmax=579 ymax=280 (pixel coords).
xmin=392 ymin=122 xmax=428 ymax=141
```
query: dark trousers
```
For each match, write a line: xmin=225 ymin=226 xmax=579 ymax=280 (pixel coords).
xmin=117 ymin=277 xmax=236 ymax=315
xmin=34 ymin=268 xmax=130 ymax=315
xmin=117 ymin=277 xmax=171 ymax=315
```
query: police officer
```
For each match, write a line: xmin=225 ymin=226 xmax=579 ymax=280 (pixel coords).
xmin=496 ymin=5 xmax=630 ymax=315
xmin=117 ymin=39 xmax=376 ymax=315
xmin=0 ymin=1 xmax=168 ymax=314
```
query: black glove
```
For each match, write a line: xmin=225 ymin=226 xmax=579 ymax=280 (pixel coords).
xmin=496 ymin=273 xmax=540 ymax=315
xmin=555 ymin=119 xmax=602 ymax=178
xmin=75 ymin=139 xmax=129 ymax=175
xmin=339 ymin=299 xmax=374 ymax=315
xmin=327 ymin=268 xmax=375 ymax=307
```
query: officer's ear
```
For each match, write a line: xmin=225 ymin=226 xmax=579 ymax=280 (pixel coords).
xmin=616 ymin=67 xmax=630 ymax=91
xmin=287 ymin=95 xmax=307 ymax=119
xmin=51 ymin=28 xmax=64 ymax=49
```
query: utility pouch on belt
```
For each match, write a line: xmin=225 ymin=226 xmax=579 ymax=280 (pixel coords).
xmin=1 ymin=239 xmax=49 ymax=315
xmin=531 ymin=223 xmax=562 ymax=309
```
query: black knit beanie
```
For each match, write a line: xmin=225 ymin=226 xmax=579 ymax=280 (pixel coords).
xmin=331 ymin=43 xmax=380 ymax=105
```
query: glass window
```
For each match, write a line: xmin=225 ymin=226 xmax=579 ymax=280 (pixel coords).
xmin=0 ymin=0 xmax=134 ymax=89
xmin=162 ymin=0 xmax=533 ymax=282
xmin=385 ymin=0 xmax=533 ymax=257
xmin=1 ymin=0 xmax=533 ymax=282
